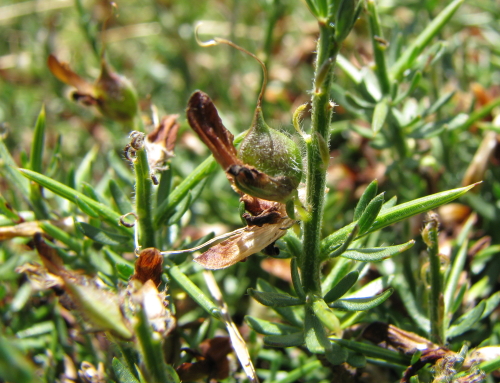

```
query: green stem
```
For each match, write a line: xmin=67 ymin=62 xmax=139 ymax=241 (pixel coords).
xmin=367 ymin=0 xmax=391 ymax=95
xmin=134 ymin=149 xmax=155 ymax=248
xmin=423 ymin=219 xmax=444 ymax=345
xmin=301 ymin=23 xmax=338 ymax=294
xmin=134 ymin=309 xmax=169 ymax=383
xmin=74 ymin=0 xmax=100 ymax=61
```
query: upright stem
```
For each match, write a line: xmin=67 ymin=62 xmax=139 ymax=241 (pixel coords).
xmin=423 ymin=217 xmax=444 ymax=344
xmin=301 ymin=22 xmax=338 ymax=294
xmin=135 ymin=149 xmax=155 ymax=249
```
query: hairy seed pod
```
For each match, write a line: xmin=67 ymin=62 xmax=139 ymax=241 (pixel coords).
xmin=233 ymin=106 xmax=302 ymax=203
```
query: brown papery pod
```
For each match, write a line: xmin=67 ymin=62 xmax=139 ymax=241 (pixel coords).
xmin=130 ymin=247 xmax=163 ymax=286
xmin=186 ymin=91 xmax=243 ymax=170
xmin=194 ymin=207 xmax=294 ymax=269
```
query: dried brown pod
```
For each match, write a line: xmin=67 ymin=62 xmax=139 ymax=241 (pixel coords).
xmin=145 ymin=114 xmax=180 ymax=171
xmin=162 ymin=200 xmax=295 ymax=269
xmin=130 ymin=247 xmax=163 ymax=287
xmin=193 ymin=211 xmax=294 ymax=269
xmin=186 ymin=91 xmax=242 ymax=170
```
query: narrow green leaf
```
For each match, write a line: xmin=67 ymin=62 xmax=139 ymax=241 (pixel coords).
xmin=166 ymin=192 xmax=192 ymax=226
xmin=367 ymin=0 xmax=391 ymax=94
xmin=29 ymin=105 xmax=45 ymax=174
xmin=303 ymin=0 xmax=319 ymax=18
xmin=305 ymin=303 xmax=347 ymax=365
xmin=75 ymin=195 xmax=100 ymax=218
xmin=321 ymin=257 xmax=352 ymax=293
xmin=311 ymin=298 xmax=341 ymax=334
xmin=443 ymin=239 xmax=469 ymax=318
xmin=133 ymin=308 xmax=172 ymax=383
xmin=340 ymin=311 xmax=366 ymax=329
xmin=324 ymin=271 xmax=359 ymax=303
xmin=245 ymin=316 xmax=300 ymax=336
xmin=334 ymin=338 xmax=409 ymax=365
xmin=329 ymin=288 xmax=393 ymax=311
xmin=248 ymin=289 xmax=304 ymax=307
xmin=335 ymin=0 xmax=356 ymax=41
xmin=155 ymin=156 xmax=217 ymax=227
xmin=112 ymin=358 xmax=140 ymax=383
xmin=393 ymin=277 xmax=430 ymax=333
xmin=380 ymin=196 xmax=397 ymax=212
xmin=0 ymin=143 xmax=30 ymax=197
xmin=348 ymin=276 xmax=393 ymax=298
xmin=354 ymin=180 xmax=378 ymax=220
xmin=344 ymin=92 xmax=376 ymax=109
xmin=19 ymin=169 xmax=132 ymax=234
xmin=263 ymin=332 xmax=304 ymax=348
xmin=45 ymin=134 xmax=62 ymax=179
xmin=81 ymin=182 xmax=104 ymax=203
xmin=38 ymin=222 xmax=82 ymax=253
xmin=268 ymin=361 xmax=323 ymax=383
xmin=475 ymin=355 xmax=500 ymax=375
xmin=337 ymin=54 xmax=361 ymax=84
xmin=75 ymin=145 xmax=99 ymax=189
xmin=304 ymin=305 xmax=329 ymax=354
xmin=77 ymin=222 xmax=132 ymax=246
xmin=423 ymin=90 xmax=455 ymax=117
xmin=365 ymin=184 xmax=478 ymax=236
xmin=450 ymin=283 xmax=467 ymax=315
xmin=372 ymin=98 xmax=390 ymax=135
xmin=104 ymin=248 xmax=134 ymax=277
xmin=16 ymin=321 xmax=54 ymax=338
xmin=283 ymin=230 xmax=302 ymax=259
xmin=341 ymin=240 xmax=415 ymax=262
xmin=393 ymin=71 xmax=422 ymax=105
xmin=166 ymin=263 xmax=221 ymax=320
xmin=358 ymin=192 xmax=385 ymax=234
xmin=257 ymin=279 xmax=303 ymax=327
xmin=447 ymin=301 xmax=486 ymax=339
xmin=481 ymin=291 xmax=500 ymax=320
xmin=390 ymin=0 xmax=464 ymax=80
xmin=452 ymin=97 xmax=500 ymax=132
xmin=109 ymin=179 xmax=133 ymax=214
xmin=0 ymin=194 xmax=21 ymax=222
xmin=156 ymin=168 xmax=172 ymax=207
xmin=291 ymin=258 xmax=306 ymax=300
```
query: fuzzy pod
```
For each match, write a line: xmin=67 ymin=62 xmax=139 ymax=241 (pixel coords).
xmin=233 ymin=107 xmax=302 ymax=202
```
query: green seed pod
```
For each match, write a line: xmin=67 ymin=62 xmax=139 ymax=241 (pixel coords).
xmin=93 ymin=59 xmax=139 ymax=122
xmin=231 ymin=106 xmax=302 ymax=203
